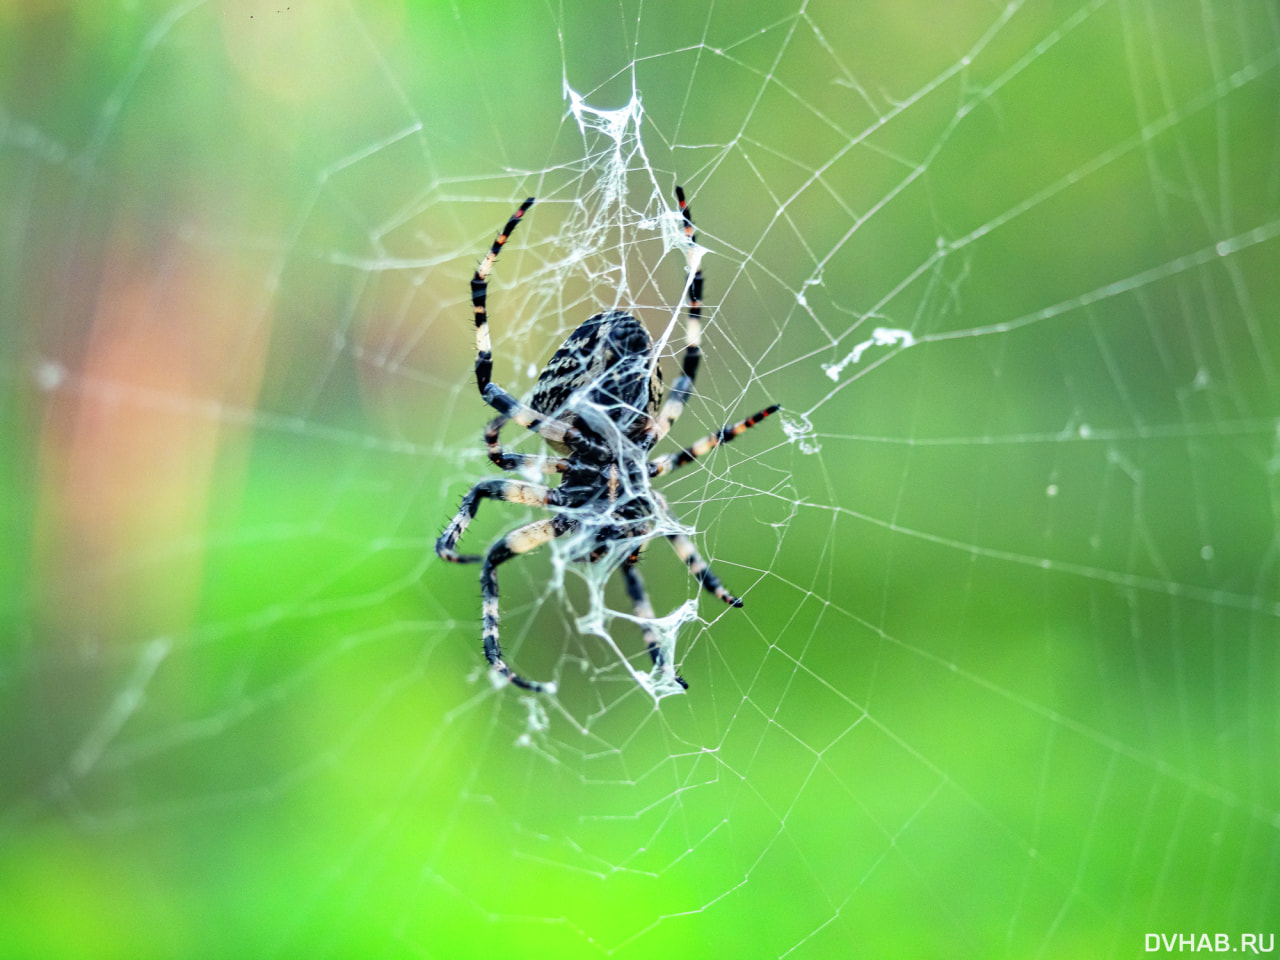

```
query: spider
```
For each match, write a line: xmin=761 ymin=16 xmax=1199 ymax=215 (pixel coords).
xmin=436 ymin=187 xmax=779 ymax=693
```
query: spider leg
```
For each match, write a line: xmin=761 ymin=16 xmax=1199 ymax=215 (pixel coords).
xmin=480 ymin=386 xmax=608 ymax=461
xmin=649 ymin=403 xmax=781 ymax=478
xmin=471 ymin=199 xmax=608 ymax=462
xmin=481 ymin=517 xmax=567 ymax=692
xmin=653 ymin=491 xmax=743 ymax=607
xmin=471 ymin=198 xmax=533 ymax=398
xmin=621 ymin=548 xmax=689 ymax=690
xmin=484 ymin=415 xmax=570 ymax=473
xmin=436 ymin=478 xmax=558 ymax=563
xmin=656 ymin=185 xmax=703 ymax=440
xmin=667 ymin=530 xmax=743 ymax=607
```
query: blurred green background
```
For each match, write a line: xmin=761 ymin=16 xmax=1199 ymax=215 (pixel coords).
xmin=3 ymin=1 xmax=1279 ymax=957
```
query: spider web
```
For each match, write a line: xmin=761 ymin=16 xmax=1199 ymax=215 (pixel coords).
xmin=3 ymin=0 xmax=1279 ymax=956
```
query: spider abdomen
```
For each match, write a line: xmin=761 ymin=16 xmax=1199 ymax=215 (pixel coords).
xmin=529 ymin=311 xmax=663 ymax=450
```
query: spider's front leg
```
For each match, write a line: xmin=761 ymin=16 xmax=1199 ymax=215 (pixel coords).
xmin=667 ymin=530 xmax=743 ymax=607
xmin=654 ymin=492 xmax=743 ymax=607
xmin=480 ymin=516 xmax=573 ymax=692
xmin=436 ymin=478 xmax=558 ymax=563
xmin=621 ymin=549 xmax=689 ymax=690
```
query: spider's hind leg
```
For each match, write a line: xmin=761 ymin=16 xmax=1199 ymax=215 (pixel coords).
xmin=656 ymin=185 xmax=704 ymax=440
xmin=484 ymin=415 xmax=570 ymax=474
xmin=469 ymin=199 xmax=607 ymax=463
xmin=649 ymin=403 xmax=781 ymax=478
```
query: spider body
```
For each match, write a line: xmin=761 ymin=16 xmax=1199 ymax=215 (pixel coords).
xmin=437 ymin=189 xmax=779 ymax=693
xmin=528 ymin=310 xmax=662 ymax=454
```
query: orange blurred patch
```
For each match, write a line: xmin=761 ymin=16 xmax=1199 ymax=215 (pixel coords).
xmin=0 ymin=0 xmax=69 ymax=21
xmin=34 ymin=216 xmax=271 ymax=648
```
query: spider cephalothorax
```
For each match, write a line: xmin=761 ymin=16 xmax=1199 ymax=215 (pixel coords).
xmin=436 ymin=188 xmax=779 ymax=693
